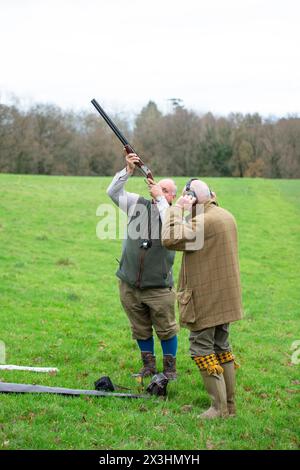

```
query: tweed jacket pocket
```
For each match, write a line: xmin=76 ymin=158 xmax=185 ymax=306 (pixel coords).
xmin=177 ymin=288 xmax=195 ymax=324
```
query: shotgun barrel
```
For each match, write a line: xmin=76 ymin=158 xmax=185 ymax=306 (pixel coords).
xmin=91 ymin=98 xmax=153 ymax=180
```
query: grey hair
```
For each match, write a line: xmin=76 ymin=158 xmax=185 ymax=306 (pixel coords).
xmin=188 ymin=179 xmax=212 ymax=203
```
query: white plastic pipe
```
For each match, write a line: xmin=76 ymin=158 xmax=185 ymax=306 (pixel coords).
xmin=0 ymin=365 xmax=58 ymax=373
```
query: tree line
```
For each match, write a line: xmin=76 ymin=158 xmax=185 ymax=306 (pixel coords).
xmin=0 ymin=100 xmax=299 ymax=178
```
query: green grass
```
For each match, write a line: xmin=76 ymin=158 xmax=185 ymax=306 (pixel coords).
xmin=0 ymin=173 xmax=299 ymax=450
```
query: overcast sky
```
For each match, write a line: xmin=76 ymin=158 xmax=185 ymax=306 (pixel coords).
xmin=1 ymin=0 xmax=299 ymax=117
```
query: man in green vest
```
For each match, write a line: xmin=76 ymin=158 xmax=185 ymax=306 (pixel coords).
xmin=106 ymin=151 xmax=178 ymax=380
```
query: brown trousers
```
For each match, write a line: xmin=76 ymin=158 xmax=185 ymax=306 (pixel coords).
xmin=189 ymin=323 xmax=231 ymax=356
xmin=119 ymin=280 xmax=178 ymax=340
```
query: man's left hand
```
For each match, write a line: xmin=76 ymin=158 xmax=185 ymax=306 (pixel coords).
xmin=147 ymin=178 xmax=164 ymax=200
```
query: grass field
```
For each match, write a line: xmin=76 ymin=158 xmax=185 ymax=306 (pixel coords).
xmin=0 ymin=173 xmax=299 ymax=450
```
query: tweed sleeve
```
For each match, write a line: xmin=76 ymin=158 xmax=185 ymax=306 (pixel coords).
xmin=161 ymin=206 xmax=201 ymax=251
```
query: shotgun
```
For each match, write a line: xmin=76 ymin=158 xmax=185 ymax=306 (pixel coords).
xmin=91 ymin=99 xmax=154 ymax=180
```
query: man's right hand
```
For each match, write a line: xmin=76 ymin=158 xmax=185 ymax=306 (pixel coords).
xmin=175 ymin=194 xmax=197 ymax=211
xmin=124 ymin=149 xmax=140 ymax=175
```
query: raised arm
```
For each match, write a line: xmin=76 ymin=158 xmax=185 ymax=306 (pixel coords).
xmin=162 ymin=194 xmax=206 ymax=251
xmin=106 ymin=153 xmax=140 ymax=213
xmin=161 ymin=206 xmax=197 ymax=251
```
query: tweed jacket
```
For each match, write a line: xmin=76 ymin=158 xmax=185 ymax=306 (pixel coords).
xmin=162 ymin=201 xmax=243 ymax=331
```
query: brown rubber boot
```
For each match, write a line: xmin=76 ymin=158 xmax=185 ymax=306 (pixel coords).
xmin=222 ymin=361 xmax=236 ymax=416
xmin=135 ymin=352 xmax=157 ymax=378
xmin=198 ymin=371 xmax=229 ymax=419
xmin=163 ymin=354 xmax=177 ymax=380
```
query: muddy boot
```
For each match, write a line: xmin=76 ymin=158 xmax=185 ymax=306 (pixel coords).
xmin=135 ymin=352 xmax=157 ymax=378
xmin=216 ymin=352 xmax=239 ymax=416
xmin=163 ymin=354 xmax=177 ymax=380
xmin=221 ymin=361 xmax=236 ymax=416
xmin=199 ymin=370 xmax=229 ymax=419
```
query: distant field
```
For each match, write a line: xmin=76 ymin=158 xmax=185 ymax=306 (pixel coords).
xmin=0 ymin=173 xmax=299 ymax=450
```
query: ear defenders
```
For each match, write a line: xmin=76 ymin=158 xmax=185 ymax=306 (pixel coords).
xmin=184 ymin=178 xmax=214 ymax=201
xmin=184 ymin=178 xmax=198 ymax=199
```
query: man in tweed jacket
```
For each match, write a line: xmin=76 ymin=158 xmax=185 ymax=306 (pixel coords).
xmin=162 ymin=179 xmax=243 ymax=419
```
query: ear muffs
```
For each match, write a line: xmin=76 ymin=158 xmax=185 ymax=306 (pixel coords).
xmin=185 ymin=179 xmax=214 ymax=199
xmin=184 ymin=178 xmax=198 ymax=198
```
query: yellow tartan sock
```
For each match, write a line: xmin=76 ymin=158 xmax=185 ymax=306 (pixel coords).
xmin=193 ymin=354 xmax=224 ymax=375
xmin=217 ymin=351 xmax=240 ymax=369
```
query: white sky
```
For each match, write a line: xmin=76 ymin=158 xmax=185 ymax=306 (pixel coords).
xmin=1 ymin=0 xmax=300 ymax=117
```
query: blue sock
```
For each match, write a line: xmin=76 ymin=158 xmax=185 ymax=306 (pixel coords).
xmin=137 ymin=337 xmax=154 ymax=355
xmin=161 ymin=335 xmax=178 ymax=357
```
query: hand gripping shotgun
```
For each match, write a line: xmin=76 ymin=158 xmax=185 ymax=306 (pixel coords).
xmin=91 ymin=99 xmax=154 ymax=180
